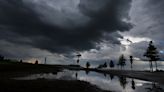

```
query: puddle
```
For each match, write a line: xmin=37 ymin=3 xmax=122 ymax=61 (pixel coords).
xmin=13 ymin=70 xmax=164 ymax=92
xmin=13 ymin=70 xmax=76 ymax=80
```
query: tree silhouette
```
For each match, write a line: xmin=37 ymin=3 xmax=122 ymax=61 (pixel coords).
xmin=144 ymin=41 xmax=160 ymax=71
xmin=97 ymin=64 xmax=103 ymax=69
xmin=103 ymin=62 xmax=107 ymax=68
xmin=97 ymin=62 xmax=107 ymax=69
xmin=86 ymin=62 xmax=90 ymax=69
xmin=76 ymin=54 xmax=81 ymax=64
xmin=117 ymin=54 xmax=126 ymax=69
xmin=109 ymin=60 xmax=115 ymax=68
xmin=35 ymin=60 xmax=38 ymax=64
xmin=20 ymin=59 xmax=23 ymax=63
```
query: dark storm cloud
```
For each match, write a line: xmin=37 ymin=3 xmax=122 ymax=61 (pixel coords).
xmin=0 ymin=0 xmax=132 ymax=54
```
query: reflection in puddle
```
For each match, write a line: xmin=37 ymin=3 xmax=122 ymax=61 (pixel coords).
xmin=13 ymin=70 xmax=164 ymax=92
xmin=145 ymin=82 xmax=163 ymax=92
xmin=14 ymin=70 xmax=76 ymax=80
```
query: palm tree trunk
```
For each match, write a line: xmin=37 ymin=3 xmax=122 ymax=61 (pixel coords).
xmin=131 ymin=64 xmax=132 ymax=70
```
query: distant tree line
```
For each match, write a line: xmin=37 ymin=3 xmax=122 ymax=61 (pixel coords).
xmin=84 ymin=41 xmax=160 ymax=72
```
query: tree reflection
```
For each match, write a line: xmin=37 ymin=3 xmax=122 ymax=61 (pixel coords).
xmin=85 ymin=70 xmax=90 ymax=75
xmin=131 ymin=79 xmax=135 ymax=90
xmin=145 ymin=82 xmax=163 ymax=92
xmin=119 ymin=76 xmax=127 ymax=89
xmin=75 ymin=72 xmax=78 ymax=79
xmin=103 ymin=73 xmax=107 ymax=77
xmin=110 ymin=74 xmax=114 ymax=80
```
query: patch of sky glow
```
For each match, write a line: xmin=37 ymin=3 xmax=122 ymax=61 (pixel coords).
xmin=119 ymin=36 xmax=151 ymax=46
xmin=160 ymin=50 xmax=164 ymax=54
xmin=25 ymin=58 xmax=40 ymax=64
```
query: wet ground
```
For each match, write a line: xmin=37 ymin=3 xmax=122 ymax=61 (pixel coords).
xmin=0 ymin=62 xmax=164 ymax=92
xmin=13 ymin=69 xmax=164 ymax=92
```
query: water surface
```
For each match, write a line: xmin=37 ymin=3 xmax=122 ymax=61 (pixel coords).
xmin=14 ymin=70 xmax=164 ymax=92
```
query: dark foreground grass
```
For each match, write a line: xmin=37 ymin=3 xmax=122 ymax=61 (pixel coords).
xmin=0 ymin=79 xmax=111 ymax=92
xmin=0 ymin=61 xmax=62 ymax=72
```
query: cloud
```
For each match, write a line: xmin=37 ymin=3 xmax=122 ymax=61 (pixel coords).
xmin=127 ymin=0 xmax=164 ymax=40
xmin=0 ymin=0 xmax=132 ymax=55
xmin=124 ymin=0 xmax=164 ymax=59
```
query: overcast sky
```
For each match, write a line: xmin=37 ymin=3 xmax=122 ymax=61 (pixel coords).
xmin=0 ymin=0 xmax=164 ymax=67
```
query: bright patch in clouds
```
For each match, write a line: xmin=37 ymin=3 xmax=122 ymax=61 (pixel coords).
xmin=160 ymin=50 xmax=164 ymax=54
xmin=120 ymin=36 xmax=151 ymax=45
xmin=26 ymin=58 xmax=39 ymax=64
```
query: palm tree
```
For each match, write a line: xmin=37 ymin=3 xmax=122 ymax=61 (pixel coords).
xmin=118 ymin=54 xmax=126 ymax=70
xmin=144 ymin=41 xmax=160 ymax=71
xmin=76 ymin=54 xmax=81 ymax=64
